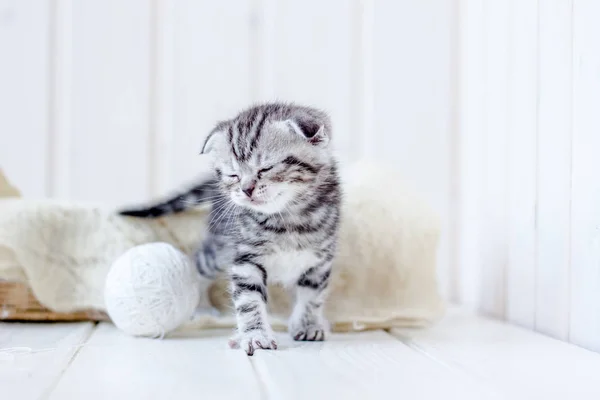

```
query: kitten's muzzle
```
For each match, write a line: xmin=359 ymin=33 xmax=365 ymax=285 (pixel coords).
xmin=242 ymin=183 xmax=256 ymax=198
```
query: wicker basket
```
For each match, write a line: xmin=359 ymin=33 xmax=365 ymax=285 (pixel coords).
xmin=0 ymin=169 xmax=108 ymax=322
xmin=0 ymin=280 xmax=108 ymax=322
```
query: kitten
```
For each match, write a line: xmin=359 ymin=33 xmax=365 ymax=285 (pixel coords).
xmin=120 ymin=103 xmax=341 ymax=355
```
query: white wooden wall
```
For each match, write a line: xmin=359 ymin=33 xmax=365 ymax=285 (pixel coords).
xmin=0 ymin=0 xmax=452 ymax=201
xmin=457 ymin=0 xmax=600 ymax=353
xmin=2 ymin=0 xmax=600 ymax=353
xmin=0 ymin=0 xmax=455 ymax=294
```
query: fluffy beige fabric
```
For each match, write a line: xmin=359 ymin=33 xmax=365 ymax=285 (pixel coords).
xmin=0 ymin=163 xmax=445 ymax=332
xmin=0 ymin=170 xmax=19 ymax=198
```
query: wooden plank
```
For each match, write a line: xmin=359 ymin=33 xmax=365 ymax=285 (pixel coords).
xmin=391 ymin=309 xmax=600 ymax=400
xmin=372 ymin=0 xmax=453 ymax=303
xmin=0 ymin=0 xmax=50 ymax=198
xmin=170 ymin=1 xmax=253 ymax=186
xmin=456 ymin=0 xmax=485 ymax=309
xmin=69 ymin=0 xmax=152 ymax=206
xmin=372 ymin=0 xmax=453 ymax=186
xmin=271 ymin=0 xmax=355 ymax=165
xmin=505 ymin=0 xmax=538 ymax=329
xmin=351 ymin=0 xmax=375 ymax=163
xmin=445 ymin=0 xmax=460 ymax=302
xmin=47 ymin=0 xmax=73 ymax=199
xmin=535 ymin=0 xmax=573 ymax=340
xmin=48 ymin=324 xmax=261 ymax=400
xmin=0 ymin=322 xmax=94 ymax=400
xmin=250 ymin=0 xmax=275 ymax=103
xmin=148 ymin=0 xmax=175 ymax=196
xmin=569 ymin=0 xmax=600 ymax=353
xmin=253 ymin=330 xmax=500 ymax=399
xmin=479 ymin=0 xmax=509 ymax=318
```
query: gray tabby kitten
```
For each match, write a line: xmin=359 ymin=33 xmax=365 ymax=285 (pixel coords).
xmin=120 ymin=103 xmax=341 ymax=355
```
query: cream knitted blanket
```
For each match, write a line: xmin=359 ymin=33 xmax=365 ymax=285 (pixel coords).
xmin=0 ymin=165 xmax=445 ymax=332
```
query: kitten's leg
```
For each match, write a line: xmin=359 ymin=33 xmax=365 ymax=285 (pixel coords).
xmin=192 ymin=236 xmax=225 ymax=316
xmin=289 ymin=262 xmax=332 ymax=341
xmin=228 ymin=254 xmax=277 ymax=355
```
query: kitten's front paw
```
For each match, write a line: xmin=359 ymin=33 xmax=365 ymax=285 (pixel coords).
xmin=290 ymin=323 xmax=326 ymax=342
xmin=228 ymin=330 xmax=278 ymax=356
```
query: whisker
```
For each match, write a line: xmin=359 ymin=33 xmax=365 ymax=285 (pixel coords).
xmin=210 ymin=201 xmax=236 ymax=229
xmin=209 ymin=198 xmax=231 ymax=215
xmin=216 ymin=203 xmax=237 ymax=229
xmin=208 ymin=201 xmax=232 ymax=227
xmin=207 ymin=197 xmax=231 ymax=208
xmin=175 ymin=193 xmax=227 ymax=207
xmin=182 ymin=195 xmax=227 ymax=203
xmin=224 ymin=203 xmax=240 ymax=234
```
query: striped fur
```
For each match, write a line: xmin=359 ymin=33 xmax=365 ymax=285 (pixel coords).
xmin=120 ymin=103 xmax=341 ymax=355
xmin=119 ymin=179 xmax=220 ymax=218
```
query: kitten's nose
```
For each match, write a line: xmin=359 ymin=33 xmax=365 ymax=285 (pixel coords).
xmin=242 ymin=184 xmax=255 ymax=198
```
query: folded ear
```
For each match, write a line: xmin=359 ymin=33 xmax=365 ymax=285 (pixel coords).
xmin=285 ymin=116 xmax=329 ymax=147
xmin=200 ymin=124 xmax=226 ymax=154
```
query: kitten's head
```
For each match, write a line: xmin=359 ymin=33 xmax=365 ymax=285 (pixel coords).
xmin=201 ymin=103 xmax=333 ymax=214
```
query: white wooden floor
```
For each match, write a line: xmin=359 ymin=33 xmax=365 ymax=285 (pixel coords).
xmin=2 ymin=308 xmax=600 ymax=400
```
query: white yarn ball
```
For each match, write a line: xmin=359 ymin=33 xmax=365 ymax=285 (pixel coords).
xmin=104 ymin=242 xmax=200 ymax=338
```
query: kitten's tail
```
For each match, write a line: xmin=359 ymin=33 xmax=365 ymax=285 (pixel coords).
xmin=119 ymin=178 xmax=219 ymax=218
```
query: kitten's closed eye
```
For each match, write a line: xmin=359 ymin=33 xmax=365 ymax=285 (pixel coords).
xmin=257 ymin=166 xmax=273 ymax=179
xmin=225 ymin=174 xmax=240 ymax=183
